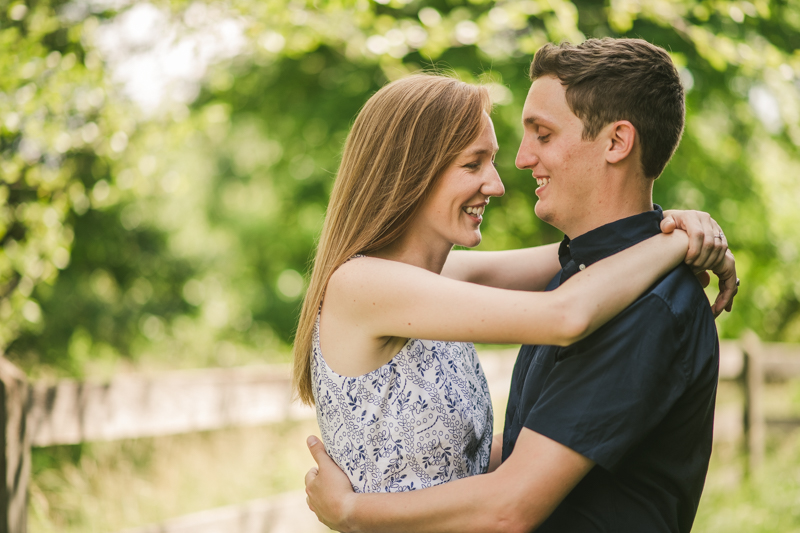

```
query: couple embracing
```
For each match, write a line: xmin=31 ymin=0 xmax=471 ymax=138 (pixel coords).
xmin=296 ymin=38 xmax=739 ymax=532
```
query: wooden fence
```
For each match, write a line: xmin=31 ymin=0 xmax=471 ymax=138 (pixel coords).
xmin=1 ymin=331 xmax=799 ymax=533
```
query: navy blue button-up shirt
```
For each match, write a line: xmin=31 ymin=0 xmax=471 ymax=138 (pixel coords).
xmin=502 ymin=207 xmax=719 ymax=533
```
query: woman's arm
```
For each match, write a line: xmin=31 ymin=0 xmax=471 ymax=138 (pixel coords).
xmin=440 ymin=210 xmax=730 ymax=292
xmin=441 ymin=244 xmax=561 ymax=291
xmin=326 ymin=230 xmax=691 ymax=348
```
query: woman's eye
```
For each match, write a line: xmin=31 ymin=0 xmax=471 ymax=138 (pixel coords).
xmin=464 ymin=162 xmax=480 ymax=170
xmin=491 ymin=160 xmax=498 ymax=168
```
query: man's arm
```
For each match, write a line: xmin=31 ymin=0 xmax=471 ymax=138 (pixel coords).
xmin=488 ymin=433 xmax=503 ymax=473
xmin=305 ymin=429 xmax=594 ymax=533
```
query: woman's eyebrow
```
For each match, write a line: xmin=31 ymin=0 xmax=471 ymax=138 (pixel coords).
xmin=461 ymin=147 xmax=498 ymax=157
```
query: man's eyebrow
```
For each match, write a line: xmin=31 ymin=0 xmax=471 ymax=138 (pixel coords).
xmin=523 ymin=114 xmax=553 ymax=127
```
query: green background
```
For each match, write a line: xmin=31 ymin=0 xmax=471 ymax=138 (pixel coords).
xmin=4 ymin=0 xmax=800 ymax=376
xmin=3 ymin=0 xmax=800 ymax=530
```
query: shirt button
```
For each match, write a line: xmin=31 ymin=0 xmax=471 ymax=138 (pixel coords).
xmin=579 ymin=264 xmax=586 ymax=271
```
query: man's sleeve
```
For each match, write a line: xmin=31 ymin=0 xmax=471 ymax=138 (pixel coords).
xmin=524 ymin=294 xmax=686 ymax=471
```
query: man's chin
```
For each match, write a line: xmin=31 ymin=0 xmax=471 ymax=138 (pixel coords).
xmin=534 ymin=202 xmax=554 ymax=224
xmin=534 ymin=203 xmax=568 ymax=234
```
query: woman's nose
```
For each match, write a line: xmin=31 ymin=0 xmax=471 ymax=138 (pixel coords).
xmin=484 ymin=167 xmax=505 ymax=197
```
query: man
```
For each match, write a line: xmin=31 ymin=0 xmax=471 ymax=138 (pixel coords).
xmin=304 ymin=38 xmax=738 ymax=532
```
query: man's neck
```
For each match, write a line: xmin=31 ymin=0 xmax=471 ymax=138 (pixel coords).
xmin=563 ymin=173 xmax=654 ymax=239
xmin=566 ymin=199 xmax=654 ymax=239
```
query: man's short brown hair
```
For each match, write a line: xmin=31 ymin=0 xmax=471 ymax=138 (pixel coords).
xmin=530 ymin=38 xmax=685 ymax=178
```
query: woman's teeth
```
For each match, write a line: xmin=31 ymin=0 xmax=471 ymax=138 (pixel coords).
xmin=536 ymin=177 xmax=550 ymax=187
xmin=463 ymin=205 xmax=485 ymax=216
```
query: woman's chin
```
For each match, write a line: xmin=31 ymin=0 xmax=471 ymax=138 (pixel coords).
xmin=457 ymin=233 xmax=482 ymax=249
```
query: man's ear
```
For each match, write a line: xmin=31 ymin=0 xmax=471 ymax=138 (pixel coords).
xmin=604 ymin=120 xmax=636 ymax=164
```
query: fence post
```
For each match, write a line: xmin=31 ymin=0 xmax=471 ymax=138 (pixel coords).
xmin=0 ymin=358 xmax=29 ymax=533
xmin=742 ymin=330 xmax=765 ymax=474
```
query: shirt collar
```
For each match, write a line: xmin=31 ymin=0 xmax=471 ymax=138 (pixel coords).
xmin=558 ymin=205 xmax=664 ymax=270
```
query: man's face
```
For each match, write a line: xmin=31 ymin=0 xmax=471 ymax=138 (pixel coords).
xmin=515 ymin=75 xmax=607 ymax=236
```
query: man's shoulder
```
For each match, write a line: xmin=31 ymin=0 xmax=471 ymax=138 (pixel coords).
xmin=574 ymin=264 xmax=715 ymax=347
xmin=646 ymin=264 xmax=715 ymax=326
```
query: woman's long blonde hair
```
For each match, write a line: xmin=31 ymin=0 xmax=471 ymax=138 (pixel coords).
xmin=293 ymin=74 xmax=491 ymax=405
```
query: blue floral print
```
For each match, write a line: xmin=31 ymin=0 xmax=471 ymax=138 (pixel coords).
xmin=311 ymin=314 xmax=493 ymax=493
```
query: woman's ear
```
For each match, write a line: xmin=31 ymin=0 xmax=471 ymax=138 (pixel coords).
xmin=605 ymin=120 xmax=637 ymax=164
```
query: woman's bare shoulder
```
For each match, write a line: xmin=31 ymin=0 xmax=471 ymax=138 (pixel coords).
xmin=326 ymin=256 xmax=385 ymax=306
xmin=329 ymin=254 xmax=381 ymax=284
xmin=326 ymin=256 xmax=428 ymax=309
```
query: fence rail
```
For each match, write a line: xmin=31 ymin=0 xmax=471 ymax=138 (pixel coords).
xmin=27 ymin=365 xmax=311 ymax=447
xmin=2 ymin=332 xmax=799 ymax=533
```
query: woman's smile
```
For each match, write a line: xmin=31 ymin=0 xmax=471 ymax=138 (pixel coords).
xmin=462 ymin=202 xmax=487 ymax=222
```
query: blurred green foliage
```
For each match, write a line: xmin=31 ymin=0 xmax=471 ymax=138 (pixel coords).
xmin=3 ymin=0 xmax=800 ymax=377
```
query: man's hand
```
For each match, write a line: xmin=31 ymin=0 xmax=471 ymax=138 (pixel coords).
xmin=661 ymin=210 xmax=738 ymax=317
xmin=305 ymin=435 xmax=357 ymax=532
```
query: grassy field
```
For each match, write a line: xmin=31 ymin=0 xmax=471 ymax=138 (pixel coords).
xmin=695 ymin=431 xmax=800 ymax=533
xmin=29 ymin=379 xmax=800 ymax=532
xmin=29 ymin=419 xmax=323 ymax=532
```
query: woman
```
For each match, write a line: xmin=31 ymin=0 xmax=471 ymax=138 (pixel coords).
xmin=293 ymin=74 xmax=729 ymax=493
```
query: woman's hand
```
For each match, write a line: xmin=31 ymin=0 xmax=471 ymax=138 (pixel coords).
xmin=661 ymin=210 xmax=727 ymax=269
xmin=661 ymin=210 xmax=739 ymax=317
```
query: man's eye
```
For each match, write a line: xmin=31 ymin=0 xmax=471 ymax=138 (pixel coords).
xmin=538 ymin=134 xmax=550 ymax=143
xmin=491 ymin=160 xmax=498 ymax=168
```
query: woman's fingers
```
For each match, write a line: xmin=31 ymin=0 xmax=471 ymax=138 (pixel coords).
xmin=660 ymin=215 xmax=677 ymax=234
xmin=694 ymin=271 xmax=711 ymax=288
xmin=694 ymin=212 xmax=717 ymax=268
xmin=710 ymin=221 xmax=728 ymax=269
xmin=713 ymin=275 xmax=738 ymax=316
xmin=683 ymin=212 xmax=729 ymax=271
xmin=704 ymin=218 xmax=728 ymax=270
xmin=710 ymin=250 xmax=738 ymax=316
xmin=678 ymin=212 xmax=706 ymax=264
xmin=665 ymin=210 xmax=737 ymax=316
xmin=694 ymin=221 xmax=727 ymax=272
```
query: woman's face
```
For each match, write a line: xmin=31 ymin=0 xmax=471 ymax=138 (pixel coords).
xmin=413 ymin=113 xmax=505 ymax=249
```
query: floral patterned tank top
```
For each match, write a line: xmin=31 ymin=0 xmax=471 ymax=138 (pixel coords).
xmin=311 ymin=305 xmax=493 ymax=493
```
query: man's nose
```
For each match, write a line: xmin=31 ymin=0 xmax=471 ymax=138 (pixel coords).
xmin=515 ymin=136 xmax=538 ymax=170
